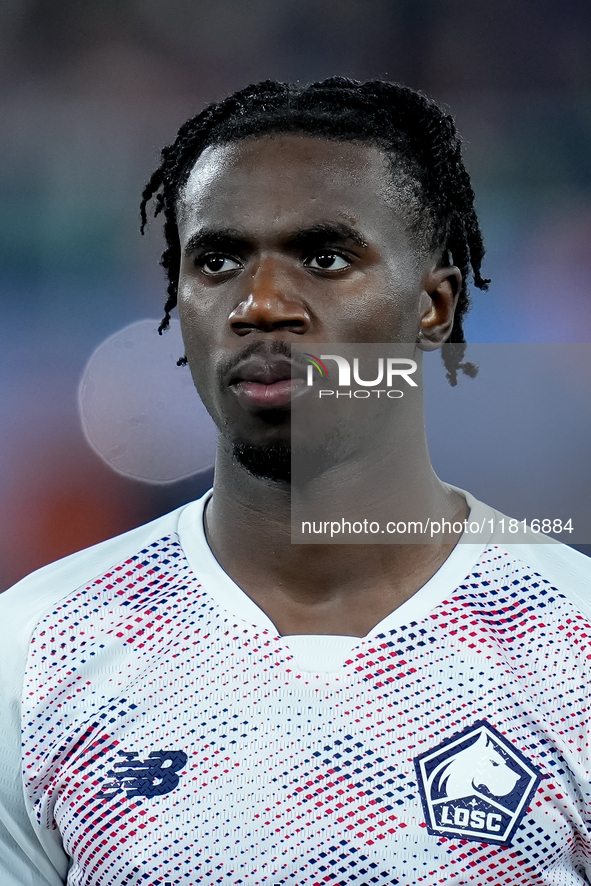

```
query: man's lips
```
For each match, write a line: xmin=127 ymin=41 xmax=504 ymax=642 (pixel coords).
xmin=233 ymin=378 xmax=306 ymax=407
xmin=228 ymin=356 xmax=307 ymax=408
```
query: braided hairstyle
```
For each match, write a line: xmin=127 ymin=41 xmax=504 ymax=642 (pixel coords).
xmin=140 ymin=78 xmax=489 ymax=385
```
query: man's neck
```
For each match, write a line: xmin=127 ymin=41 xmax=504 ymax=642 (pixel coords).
xmin=203 ymin=437 xmax=468 ymax=638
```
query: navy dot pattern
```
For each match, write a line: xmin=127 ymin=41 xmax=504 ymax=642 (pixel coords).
xmin=22 ymin=539 xmax=591 ymax=884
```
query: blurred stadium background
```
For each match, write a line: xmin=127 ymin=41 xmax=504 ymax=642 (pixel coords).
xmin=1 ymin=0 xmax=590 ymax=591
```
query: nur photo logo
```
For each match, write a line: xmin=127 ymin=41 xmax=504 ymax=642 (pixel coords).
xmin=303 ymin=353 xmax=418 ymax=399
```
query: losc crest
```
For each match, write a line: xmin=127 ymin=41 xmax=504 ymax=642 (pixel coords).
xmin=414 ymin=720 xmax=543 ymax=846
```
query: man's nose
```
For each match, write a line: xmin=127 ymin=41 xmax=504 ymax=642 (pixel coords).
xmin=228 ymin=259 xmax=311 ymax=335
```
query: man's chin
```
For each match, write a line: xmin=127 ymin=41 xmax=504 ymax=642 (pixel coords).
xmin=231 ymin=438 xmax=345 ymax=486
xmin=232 ymin=442 xmax=292 ymax=483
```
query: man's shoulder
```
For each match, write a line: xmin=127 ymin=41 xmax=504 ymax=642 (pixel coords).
xmin=0 ymin=494 xmax=209 ymax=645
xmin=497 ymin=538 xmax=591 ymax=619
xmin=453 ymin=487 xmax=591 ymax=620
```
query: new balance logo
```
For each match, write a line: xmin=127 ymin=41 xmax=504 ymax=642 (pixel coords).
xmin=414 ymin=720 xmax=543 ymax=845
xmin=98 ymin=749 xmax=188 ymax=799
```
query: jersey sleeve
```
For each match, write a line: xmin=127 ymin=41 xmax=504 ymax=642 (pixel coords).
xmin=0 ymin=505 xmax=190 ymax=885
xmin=0 ymin=562 xmax=72 ymax=885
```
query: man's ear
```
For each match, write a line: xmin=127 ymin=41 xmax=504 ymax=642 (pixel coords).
xmin=416 ymin=265 xmax=462 ymax=351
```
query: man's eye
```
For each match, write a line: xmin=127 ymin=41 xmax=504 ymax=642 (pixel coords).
xmin=200 ymin=254 xmax=242 ymax=275
xmin=306 ymin=252 xmax=350 ymax=271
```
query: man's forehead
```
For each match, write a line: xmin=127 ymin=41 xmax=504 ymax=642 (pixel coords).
xmin=176 ymin=134 xmax=401 ymax=235
xmin=183 ymin=133 xmax=390 ymax=183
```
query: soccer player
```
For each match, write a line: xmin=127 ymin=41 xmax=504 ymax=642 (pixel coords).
xmin=1 ymin=78 xmax=590 ymax=885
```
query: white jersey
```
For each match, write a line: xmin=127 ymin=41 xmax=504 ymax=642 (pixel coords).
xmin=1 ymin=489 xmax=591 ymax=885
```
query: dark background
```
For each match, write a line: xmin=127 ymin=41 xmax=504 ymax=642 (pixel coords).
xmin=1 ymin=0 xmax=590 ymax=591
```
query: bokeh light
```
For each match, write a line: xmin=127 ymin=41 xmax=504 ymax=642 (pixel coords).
xmin=78 ymin=319 xmax=217 ymax=483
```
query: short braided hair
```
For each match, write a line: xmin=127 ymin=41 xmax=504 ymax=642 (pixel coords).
xmin=140 ymin=78 xmax=489 ymax=385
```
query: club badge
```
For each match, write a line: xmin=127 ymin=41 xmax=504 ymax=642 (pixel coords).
xmin=414 ymin=720 xmax=543 ymax=845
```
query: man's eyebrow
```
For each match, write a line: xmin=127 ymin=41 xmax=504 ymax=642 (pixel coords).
xmin=183 ymin=228 xmax=250 ymax=256
xmin=183 ymin=223 xmax=368 ymax=257
xmin=288 ymin=223 xmax=368 ymax=249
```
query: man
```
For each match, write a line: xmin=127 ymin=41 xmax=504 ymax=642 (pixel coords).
xmin=1 ymin=78 xmax=590 ymax=885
